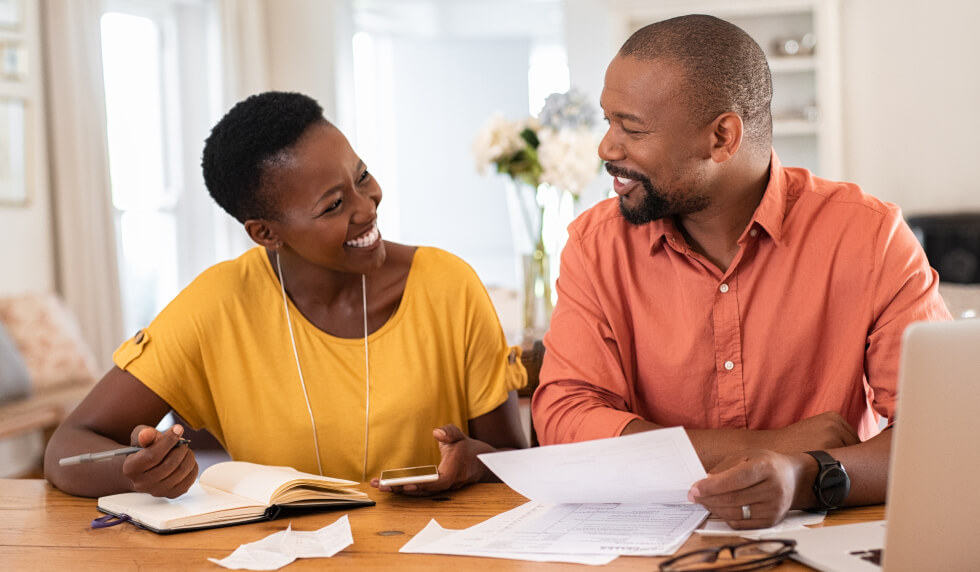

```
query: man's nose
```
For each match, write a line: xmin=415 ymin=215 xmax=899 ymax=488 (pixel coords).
xmin=598 ymin=129 xmax=623 ymax=162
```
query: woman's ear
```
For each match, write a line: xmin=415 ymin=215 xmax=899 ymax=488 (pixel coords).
xmin=244 ymin=219 xmax=281 ymax=249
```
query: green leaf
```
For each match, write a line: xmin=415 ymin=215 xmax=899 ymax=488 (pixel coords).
xmin=520 ymin=128 xmax=540 ymax=149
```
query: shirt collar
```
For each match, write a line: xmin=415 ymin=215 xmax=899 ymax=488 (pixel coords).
xmin=746 ymin=150 xmax=788 ymax=245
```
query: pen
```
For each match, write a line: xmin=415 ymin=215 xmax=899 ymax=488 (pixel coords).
xmin=58 ymin=439 xmax=191 ymax=466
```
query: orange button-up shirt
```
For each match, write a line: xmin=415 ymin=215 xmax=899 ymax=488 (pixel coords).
xmin=533 ymin=154 xmax=951 ymax=445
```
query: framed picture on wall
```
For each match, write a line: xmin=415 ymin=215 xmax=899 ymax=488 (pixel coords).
xmin=0 ymin=40 xmax=25 ymax=81
xmin=0 ymin=96 xmax=27 ymax=205
xmin=0 ymin=0 xmax=22 ymax=30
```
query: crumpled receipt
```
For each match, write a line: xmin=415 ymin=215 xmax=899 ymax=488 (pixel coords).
xmin=208 ymin=515 xmax=354 ymax=570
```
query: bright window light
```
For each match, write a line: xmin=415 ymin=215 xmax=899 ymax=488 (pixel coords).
xmin=101 ymin=13 xmax=167 ymax=211
xmin=101 ymin=11 xmax=179 ymax=333
xmin=528 ymin=44 xmax=569 ymax=116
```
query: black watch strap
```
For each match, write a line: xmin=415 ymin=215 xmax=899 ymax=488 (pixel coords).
xmin=804 ymin=450 xmax=850 ymax=510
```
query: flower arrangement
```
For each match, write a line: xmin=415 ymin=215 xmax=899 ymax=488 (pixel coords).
xmin=471 ymin=89 xmax=602 ymax=337
xmin=471 ymin=89 xmax=601 ymax=198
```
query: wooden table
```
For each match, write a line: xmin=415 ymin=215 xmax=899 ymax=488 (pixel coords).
xmin=0 ymin=479 xmax=883 ymax=570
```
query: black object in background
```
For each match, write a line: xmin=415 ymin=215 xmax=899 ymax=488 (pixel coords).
xmin=906 ymin=213 xmax=980 ymax=284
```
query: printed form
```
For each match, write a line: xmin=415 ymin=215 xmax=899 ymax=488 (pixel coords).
xmin=401 ymin=427 xmax=709 ymax=563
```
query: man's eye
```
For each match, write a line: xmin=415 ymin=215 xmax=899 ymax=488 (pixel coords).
xmin=358 ymin=169 xmax=371 ymax=183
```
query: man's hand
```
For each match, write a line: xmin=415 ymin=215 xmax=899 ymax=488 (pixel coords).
xmin=370 ymin=424 xmax=495 ymax=495
xmin=121 ymin=424 xmax=198 ymax=498
xmin=688 ymin=449 xmax=810 ymax=530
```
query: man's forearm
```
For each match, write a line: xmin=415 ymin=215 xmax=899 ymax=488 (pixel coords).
xmin=622 ymin=418 xmax=779 ymax=469
xmin=622 ymin=411 xmax=864 ymax=471
xmin=824 ymin=428 xmax=891 ymax=507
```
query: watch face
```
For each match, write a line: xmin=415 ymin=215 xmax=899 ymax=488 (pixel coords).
xmin=818 ymin=466 xmax=851 ymax=509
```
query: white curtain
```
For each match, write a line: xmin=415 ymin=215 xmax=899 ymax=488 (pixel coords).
xmin=219 ymin=0 xmax=271 ymax=102
xmin=210 ymin=0 xmax=272 ymax=260
xmin=40 ymin=0 xmax=123 ymax=373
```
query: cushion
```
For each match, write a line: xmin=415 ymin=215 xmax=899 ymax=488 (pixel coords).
xmin=0 ymin=320 xmax=31 ymax=403
xmin=0 ymin=293 xmax=99 ymax=390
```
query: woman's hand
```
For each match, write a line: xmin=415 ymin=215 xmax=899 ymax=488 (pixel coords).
xmin=121 ymin=424 xmax=199 ymax=498
xmin=370 ymin=424 xmax=495 ymax=495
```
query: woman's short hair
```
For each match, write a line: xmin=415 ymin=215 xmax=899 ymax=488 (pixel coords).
xmin=202 ymin=91 xmax=328 ymax=222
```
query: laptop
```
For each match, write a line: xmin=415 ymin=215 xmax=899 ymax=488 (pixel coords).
xmin=769 ymin=318 xmax=980 ymax=571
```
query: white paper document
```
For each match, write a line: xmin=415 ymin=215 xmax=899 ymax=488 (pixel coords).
xmin=209 ymin=515 xmax=354 ymax=570
xmin=696 ymin=510 xmax=827 ymax=539
xmin=477 ymin=426 xmax=708 ymax=504
xmin=402 ymin=500 xmax=706 ymax=558
xmin=400 ymin=516 xmax=618 ymax=565
xmin=401 ymin=427 xmax=710 ymax=561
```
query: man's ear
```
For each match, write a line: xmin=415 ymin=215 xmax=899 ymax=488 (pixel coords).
xmin=244 ymin=219 xmax=281 ymax=249
xmin=708 ymin=112 xmax=743 ymax=163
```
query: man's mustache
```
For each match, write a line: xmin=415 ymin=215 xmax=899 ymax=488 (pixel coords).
xmin=605 ymin=163 xmax=648 ymax=184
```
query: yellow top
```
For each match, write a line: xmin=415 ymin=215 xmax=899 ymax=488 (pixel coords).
xmin=114 ymin=246 xmax=525 ymax=481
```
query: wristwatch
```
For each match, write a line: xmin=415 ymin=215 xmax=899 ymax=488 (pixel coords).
xmin=804 ymin=450 xmax=850 ymax=510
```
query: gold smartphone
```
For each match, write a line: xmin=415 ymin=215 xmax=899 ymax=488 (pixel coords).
xmin=378 ymin=465 xmax=439 ymax=486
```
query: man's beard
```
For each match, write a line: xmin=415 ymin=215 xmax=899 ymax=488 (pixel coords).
xmin=608 ymin=165 xmax=708 ymax=226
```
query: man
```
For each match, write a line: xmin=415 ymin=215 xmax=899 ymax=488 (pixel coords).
xmin=532 ymin=15 xmax=950 ymax=529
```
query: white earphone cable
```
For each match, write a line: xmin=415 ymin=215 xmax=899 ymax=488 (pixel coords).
xmin=361 ymin=274 xmax=370 ymax=483
xmin=276 ymin=251 xmax=325 ymax=476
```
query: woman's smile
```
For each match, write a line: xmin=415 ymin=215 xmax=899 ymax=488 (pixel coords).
xmin=345 ymin=222 xmax=381 ymax=249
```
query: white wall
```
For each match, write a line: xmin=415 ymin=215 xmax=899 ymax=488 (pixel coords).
xmin=0 ymin=184 xmax=54 ymax=295
xmin=390 ymin=37 xmax=531 ymax=290
xmin=840 ymin=0 xmax=980 ymax=215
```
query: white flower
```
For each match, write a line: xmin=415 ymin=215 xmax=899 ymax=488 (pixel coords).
xmin=471 ymin=114 xmax=526 ymax=174
xmin=538 ymin=89 xmax=598 ymax=131
xmin=537 ymin=127 xmax=601 ymax=196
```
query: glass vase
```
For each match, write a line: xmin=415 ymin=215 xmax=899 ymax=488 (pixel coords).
xmin=506 ymin=181 xmax=571 ymax=340
xmin=521 ymin=246 xmax=553 ymax=340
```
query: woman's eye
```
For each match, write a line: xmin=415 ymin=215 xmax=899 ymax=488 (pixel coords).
xmin=323 ymin=198 xmax=342 ymax=214
xmin=358 ymin=169 xmax=371 ymax=183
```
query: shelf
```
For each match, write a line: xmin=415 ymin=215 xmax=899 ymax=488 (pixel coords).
xmin=773 ymin=119 xmax=819 ymax=136
xmin=768 ymin=55 xmax=816 ymax=73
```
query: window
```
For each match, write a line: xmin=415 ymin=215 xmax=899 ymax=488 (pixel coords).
xmin=101 ymin=10 xmax=179 ymax=335
xmin=100 ymin=0 xmax=218 ymax=335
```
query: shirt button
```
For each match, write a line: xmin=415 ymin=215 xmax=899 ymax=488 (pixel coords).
xmin=719 ymin=283 xmax=729 ymax=293
xmin=749 ymin=228 xmax=758 ymax=237
xmin=724 ymin=360 xmax=735 ymax=371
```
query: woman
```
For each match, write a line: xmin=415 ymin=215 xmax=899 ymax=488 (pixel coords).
xmin=44 ymin=91 xmax=527 ymax=498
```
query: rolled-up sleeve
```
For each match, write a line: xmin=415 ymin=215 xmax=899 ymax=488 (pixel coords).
xmin=865 ymin=206 xmax=952 ymax=423
xmin=532 ymin=222 xmax=642 ymax=444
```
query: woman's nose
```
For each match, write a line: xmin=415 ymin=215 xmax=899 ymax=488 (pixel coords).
xmin=351 ymin=183 xmax=380 ymax=222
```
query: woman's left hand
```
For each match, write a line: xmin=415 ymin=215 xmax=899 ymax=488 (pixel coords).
xmin=369 ymin=424 xmax=494 ymax=495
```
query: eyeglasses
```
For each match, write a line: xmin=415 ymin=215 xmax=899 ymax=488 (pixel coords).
xmin=659 ymin=539 xmax=797 ymax=572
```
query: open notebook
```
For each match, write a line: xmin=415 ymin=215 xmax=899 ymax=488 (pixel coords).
xmin=769 ymin=318 xmax=980 ymax=571
xmin=98 ymin=461 xmax=375 ymax=534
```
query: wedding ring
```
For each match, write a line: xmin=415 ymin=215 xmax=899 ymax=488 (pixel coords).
xmin=741 ymin=504 xmax=752 ymax=520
